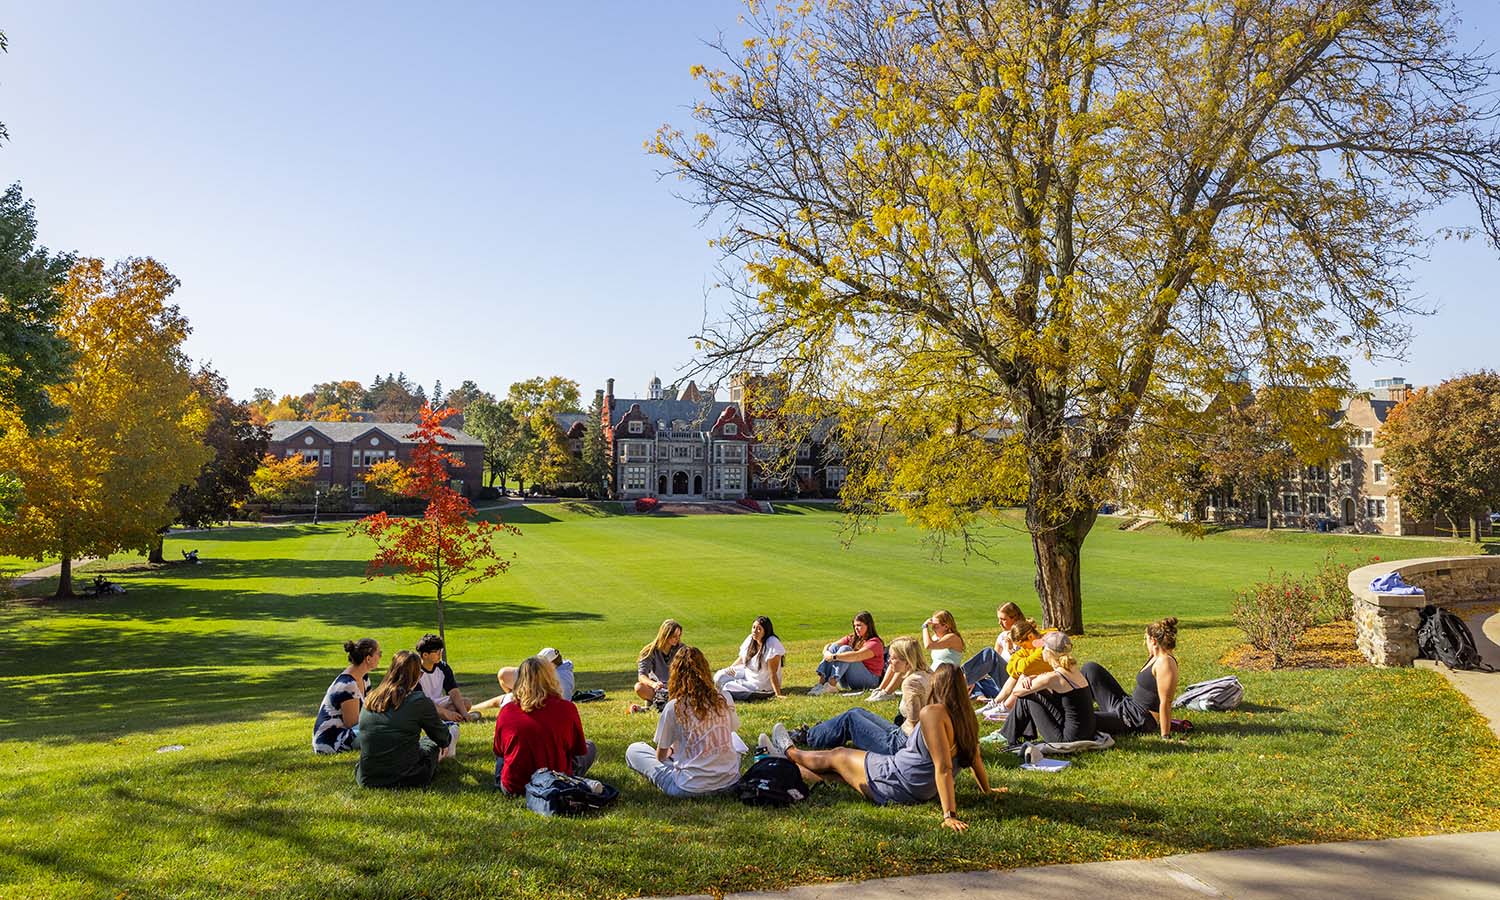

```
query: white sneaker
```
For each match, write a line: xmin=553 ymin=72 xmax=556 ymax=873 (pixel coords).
xmin=769 ymin=723 xmax=793 ymax=757
xmin=807 ymin=682 xmax=832 ymax=696
xmin=866 ymin=689 xmax=892 ymax=702
xmin=757 ymin=732 xmax=773 ymax=755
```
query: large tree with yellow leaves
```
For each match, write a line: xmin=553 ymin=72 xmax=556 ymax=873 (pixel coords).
xmin=0 ymin=258 xmax=210 ymax=597
xmin=656 ymin=0 xmax=1500 ymax=632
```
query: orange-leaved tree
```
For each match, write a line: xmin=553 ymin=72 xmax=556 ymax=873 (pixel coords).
xmin=353 ymin=404 xmax=517 ymax=649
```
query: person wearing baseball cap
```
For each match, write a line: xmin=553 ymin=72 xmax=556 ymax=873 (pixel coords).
xmin=998 ymin=630 xmax=1096 ymax=745
xmin=471 ymin=647 xmax=576 ymax=717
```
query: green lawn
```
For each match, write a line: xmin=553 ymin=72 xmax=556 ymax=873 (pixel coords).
xmin=1 ymin=505 xmax=1497 ymax=899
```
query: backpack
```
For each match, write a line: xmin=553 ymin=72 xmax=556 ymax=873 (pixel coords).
xmin=725 ymin=689 xmax=775 ymax=703
xmin=523 ymin=768 xmax=620 ymax=817
xmin=1172 ymin=675 xmax=1244 ymax=712
xmin=570 ymin=689 xmax=607 ymax=704
xmin=736 ymin=756 xmax=809 ymax=807
xmin=1417 ymin=605 xmax=1494 ymax=672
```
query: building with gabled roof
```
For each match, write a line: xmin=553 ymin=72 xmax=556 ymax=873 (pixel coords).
xmin=265 ymin=420 xmax=486 ymax=501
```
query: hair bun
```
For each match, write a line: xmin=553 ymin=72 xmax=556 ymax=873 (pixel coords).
xmin=343 ymin=640 xmax=357 ymax=653
xmin=1162 ymin=616 xmax=1179 ymax=632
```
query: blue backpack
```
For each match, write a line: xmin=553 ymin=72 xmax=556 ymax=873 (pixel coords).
xmin=523 ymin=769 xmax=619 ymax=817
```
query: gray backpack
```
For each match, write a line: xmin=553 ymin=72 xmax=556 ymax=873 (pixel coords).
xmin=1172 ymin=675 xmax=1243 ymax=711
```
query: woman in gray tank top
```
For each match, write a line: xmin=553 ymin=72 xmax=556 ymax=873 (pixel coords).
xmin=771 ymin=664 xmax=1001 ymax=831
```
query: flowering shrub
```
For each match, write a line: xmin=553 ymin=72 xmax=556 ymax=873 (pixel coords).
xmin=1232 ymin=571 xmax=1316 ymax=667
xmin=635 ymin=496 xmax=660 ymax=513
xmin=1309 ymin=549 xmax=1379 ymax=624
xmin=736 ymin=496 xmax=762 ymax=512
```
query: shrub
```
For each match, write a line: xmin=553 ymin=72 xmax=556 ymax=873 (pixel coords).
xmin=1232 ymin=571 xmax=1316 ymax=667
xmin=545 ymin=482 xmax=589 ymax=498
xmin=635 ymin=496 xmax=660 ymax=513
xmin=1308 ymin=549 xmax=1376 ymax=623
xmin=320 ymin=484 xmax=351 ymax=513
xmin=736 ymin=496 xmax=762 ymax=512
xmin=477 ymin=486 xmax=501 ymax=501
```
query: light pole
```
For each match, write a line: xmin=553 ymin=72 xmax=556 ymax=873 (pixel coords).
xmin=313 ymin=487 xmax=321 ymax=525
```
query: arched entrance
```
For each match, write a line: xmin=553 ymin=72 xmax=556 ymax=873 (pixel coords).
xmin=657 ymin=474 xmax=667 ymax=495
xmin=673 ymin=471 xmax=689 ymax=494
xmin=693 ymin=474 xmax=703 ymax=495
xmin=1342 ymin=497 xmax=1355 ymax=526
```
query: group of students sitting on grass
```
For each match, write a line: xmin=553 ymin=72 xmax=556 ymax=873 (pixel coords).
xmin=311 ymin=605 xmax=1183 ymax=829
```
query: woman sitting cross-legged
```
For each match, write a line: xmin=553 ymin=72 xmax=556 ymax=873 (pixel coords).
xmin=626 ymin=645 xmax=747 ymax=797
xmin=788 ymin=637 xmax=931 ymax=755
xmin=493 ymin=656 xmax=597 ymax=795
xmin=313 ymin=637 xmax=381 ymax=754
xmin=960 ymin=602 xmax=1026 ymax=698
xmin=809 ymin=610 xmax=886 ymax=695
xmin=714 ymin=615 xmax=786 ymax=699
xmin=1081 ymin=616 xmax=1181 ymax=739
xmin=633 ymin=618 xmax=684 ymax=711
xmin=767 ymin=663 xmax=1002 ymax=831
xmin=999 ymin=631 xmax=1096 ymax=745
xmin=355 ymin=650 xmax=453 ymax=789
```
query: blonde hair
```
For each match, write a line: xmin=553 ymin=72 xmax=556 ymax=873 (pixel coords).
xmin=513 ymin=656 xmax=563 ymax=713
xmin=887 ymin=636 xmax=928 ymax=673
xmin=998 ymin=602 xmax=1023 ymax=620
xmin=639 ymin=618 xmax=683 ymax=661
xmin=932 ymin=609 xmax=962 ymax=642
xmin=1042 ymin=646 xmax=1079 ymax=673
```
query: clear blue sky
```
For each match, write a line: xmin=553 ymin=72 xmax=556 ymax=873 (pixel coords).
xmin=2 ymin=2 xmax=1496 ymax=404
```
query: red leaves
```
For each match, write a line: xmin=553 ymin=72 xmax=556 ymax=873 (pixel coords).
xmin=353 ymin=404 xmax=518 ymax=597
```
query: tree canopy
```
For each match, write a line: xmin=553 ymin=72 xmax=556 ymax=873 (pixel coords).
xmin=1381 ymin=371 xmax=1500 ymax=541
xmin=0 ymin=183 xmax=75 ymax=434
xmin=656 ymin=0 xmax=1500 ymax=631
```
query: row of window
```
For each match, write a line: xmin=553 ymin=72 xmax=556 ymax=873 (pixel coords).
xmin=1285 ymin=462 xmax=1385 ymax=483
xmin=1279 ymin=495 xmax=1387 ymax=519
xmin=286 ymin=448 xmax=396 ymax=468
xmin=626 ymin=420 xmax=742 ymax=436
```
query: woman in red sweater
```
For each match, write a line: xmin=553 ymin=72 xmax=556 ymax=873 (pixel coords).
xmin=493 ymin=656 xmax=597 ymax=795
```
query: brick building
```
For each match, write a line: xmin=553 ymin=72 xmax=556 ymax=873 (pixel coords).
xmin=266 ymin=421 xmax=486 ymax=501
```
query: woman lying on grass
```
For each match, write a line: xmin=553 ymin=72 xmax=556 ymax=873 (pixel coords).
xmin=767 ymin=663 xmax=1000 ymax=831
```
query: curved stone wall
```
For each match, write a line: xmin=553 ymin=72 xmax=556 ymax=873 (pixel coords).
xmin=1348 ymin=556 xmax=1500 ymax=666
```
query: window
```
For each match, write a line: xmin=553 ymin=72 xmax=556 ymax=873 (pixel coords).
xmin=825 ymin=466 xmax=847 ymax=489
xmin=1305 ymin=465 xmax=1325 ymax=482
xmin=694 ymin=446 xmax=703 ymax=459
xmin=628 ymin=421 xmax=643 ymax=434
xmin=624 ymin=466 xmax=648 ymax=490
xmin=1340 ymin=462 xmax=1352 ymax=480
xmin=1373 ymin=462 xmax=1385 ymax=483
xmin=350 ymin=481 xmax=366 ymax=499
xmin=1361 ymin=429 xmax=1374 ymax=447
xmin=1282 ymin=494 xmax=1300 ymax=514
xmin=722 ymin=467 xmax=743 ymax=490
xmin=672 ymin=445 xmax=690 ymax=459
xmin=715 ymin=443 xmax=745 ymax=463
xmin=301 ymin=449 xmax=320 ymax=465
xmin=624 ymin=442 xmax=650 ymax=461
xmin=796 ymin=444 xmax=812 ymax=460
xmin=351 ymin=450 xmax=361 ymax=468
xmin=1366 ymin=498 xmax=1386 ymax=519
xmin=795 ymin=465 xmax=813 ymax=480
xmin=724 ymin=423 xmax=738 ymax=435
xmin=1308 ymin=496 xmax=1328 ymax=515
xmin=321 ymin=449 xmax=331 ymax=467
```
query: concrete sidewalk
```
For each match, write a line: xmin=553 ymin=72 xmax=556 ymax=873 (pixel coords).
xmin=648 ymin=831 xmax=1500 ymax=899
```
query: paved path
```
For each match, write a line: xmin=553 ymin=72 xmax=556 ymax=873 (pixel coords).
xmin=645 ymin=831 xmax=1500 ymax=900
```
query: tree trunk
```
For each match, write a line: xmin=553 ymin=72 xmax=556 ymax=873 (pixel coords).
xmin=1030 ymin=514 xmax=1094 ymax=635
xmin=435 ymin=585 xmax=447 ymax=657
xmin=55 ymin=555 xmax=75 ymax=599
xmin=1470 ymin=515 xmax=1480 ymax=543
xmin=148 ymin=531 xmax=166 ymax=564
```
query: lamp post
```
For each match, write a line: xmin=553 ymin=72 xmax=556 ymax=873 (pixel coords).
xmin=313 ymin=487 xmax=321 ymax=525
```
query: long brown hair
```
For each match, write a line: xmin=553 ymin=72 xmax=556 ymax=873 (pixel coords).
xmin=1147 ymin=616 xmax=1179 ymax=651
xmin=1009 ymin=617 xmax=1042 ymax=646
xmin=365 ymin=650 xmax=423 ymax=714
xmin=639 ymin=618 xmax=683 ymax=661
xmin=927 ymin=663 xmax=978 ymax=768
xmin=848 ymin=610 xmax=878 ymax=650
xmin=667 ymin=645 xmax=726 ymax=721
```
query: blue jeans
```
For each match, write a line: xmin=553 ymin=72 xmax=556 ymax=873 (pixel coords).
xmin=815 ymin=644 xmax=882 ymax=689
xmin=805 ymin=707 xmax=905 ymax=755
xmin=962 ymin=647 xmax=1004 ymax=698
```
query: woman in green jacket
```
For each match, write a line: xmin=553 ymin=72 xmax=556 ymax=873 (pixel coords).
xmin=356 ymin=650 xmax=453 ymax=788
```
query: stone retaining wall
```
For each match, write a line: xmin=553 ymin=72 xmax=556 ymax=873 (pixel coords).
xmin=1348 ymin=556 xmax=1500 ymax=666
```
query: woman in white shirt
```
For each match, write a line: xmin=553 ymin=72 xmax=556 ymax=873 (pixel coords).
xmin=626 ymin=645 xmax=746 ymax=797
xmin=714 ymin=616 xmax=786 ymax=699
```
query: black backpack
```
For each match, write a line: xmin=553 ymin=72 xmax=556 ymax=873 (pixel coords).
xmin=737 ymin=756 xmax=809 ymax=807
xmin=1417 ymin=605 xmax=1494 ymax=672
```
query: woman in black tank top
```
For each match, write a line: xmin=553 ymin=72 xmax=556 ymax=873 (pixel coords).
xmin=1080 ymin=616 xmax=1181 ymax=738
xmin=1002 ymin=632 xmax=1097 ymax=744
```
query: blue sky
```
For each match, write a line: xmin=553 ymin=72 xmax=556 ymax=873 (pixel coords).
xmin=1 ymin=2 xmax=1496 ymax=404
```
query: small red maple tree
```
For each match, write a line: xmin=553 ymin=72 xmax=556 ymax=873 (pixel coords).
xmin=354 ymin=404 xmax=518 ymax=650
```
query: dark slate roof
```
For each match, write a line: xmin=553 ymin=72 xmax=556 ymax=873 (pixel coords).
xmin=612 ymin=398 xmax=738 ymax=431
xmin=266 ymin=420 xmax=483 ymax=447
xmin=1369 ymin=400 xmax=1396 ymax=424
xmin=555 ymin=412 xmax=590 ymax=431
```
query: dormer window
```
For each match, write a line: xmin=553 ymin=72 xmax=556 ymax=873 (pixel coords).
xmin=724 ymin=423 xmax=738 ymax=435
xmin=628 ymin=421 xmax=643 ymax=434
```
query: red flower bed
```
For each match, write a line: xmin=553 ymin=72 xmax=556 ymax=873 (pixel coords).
xmin=635 ymin=496 xmax=660 ymax=513
xmin=736 ymin=496 xmax=762 ymax=512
